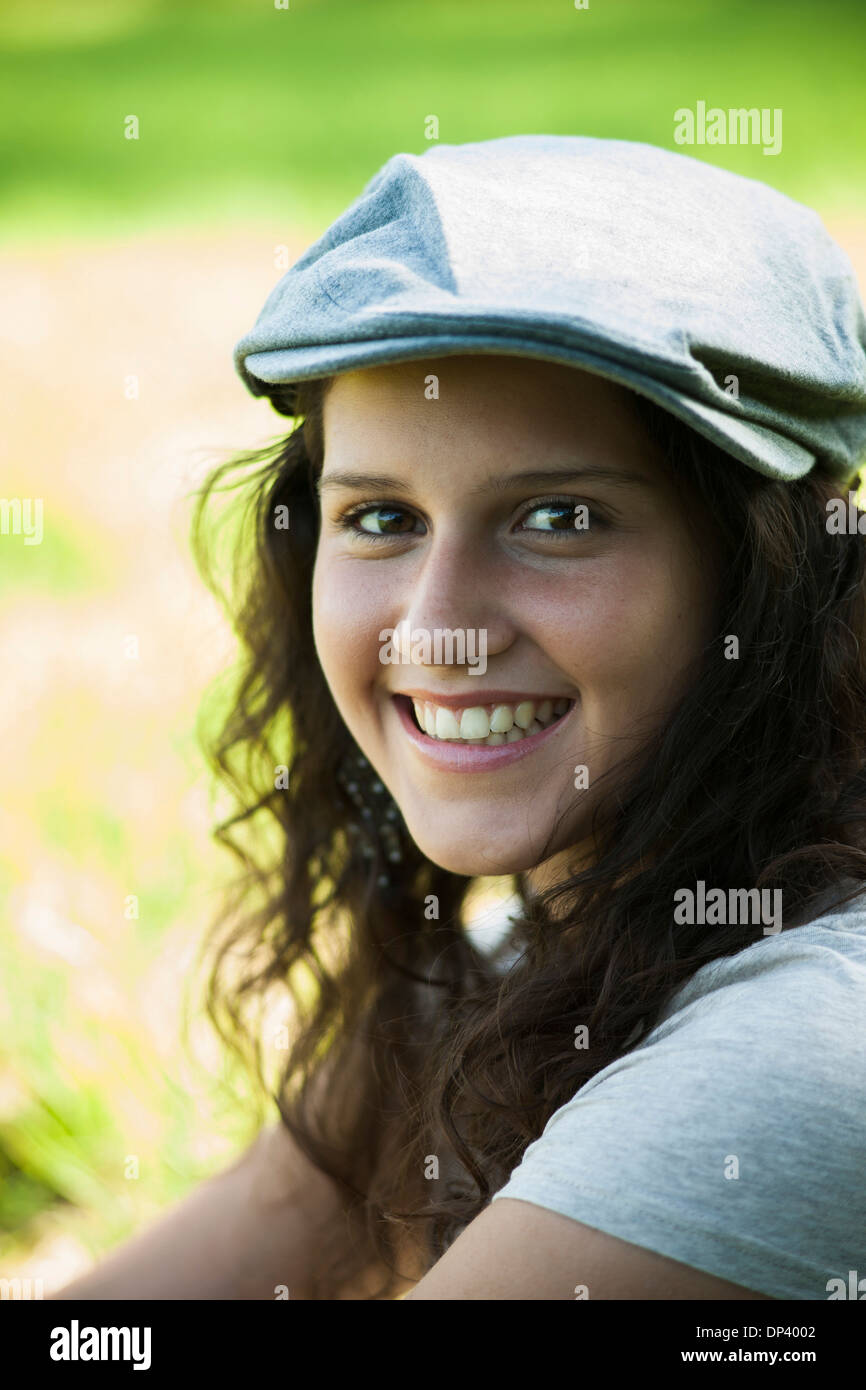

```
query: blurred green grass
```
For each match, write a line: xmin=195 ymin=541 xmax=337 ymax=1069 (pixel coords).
xmin=2 ymin=0 xmax=866 ymax=1293
xmin=1 ymin=0 xmax=865 ymax=245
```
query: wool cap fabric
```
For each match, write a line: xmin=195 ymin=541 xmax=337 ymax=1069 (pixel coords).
xmin=234 ymin=134 xmax=866 ymax=483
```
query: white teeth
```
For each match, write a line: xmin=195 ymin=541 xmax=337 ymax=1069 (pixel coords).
xmin=408 ymin=694 xmax=573 ymax=744
xmin=435 ymin=706 xmax=461 ymax=739
xmin=489 ymin=704 xmax=514 ymax=733
xmin=459 ymin=706 xmax=491 ymax=739
xmin=513 ymin=701 xmax=536 ymax=730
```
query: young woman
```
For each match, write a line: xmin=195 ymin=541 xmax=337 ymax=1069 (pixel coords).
xmin=57 ymin=135 xmax=866 ymax=1301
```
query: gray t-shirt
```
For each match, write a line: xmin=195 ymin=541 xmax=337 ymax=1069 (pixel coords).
xmin=489 ymin=883 xmax=866 ymax=1299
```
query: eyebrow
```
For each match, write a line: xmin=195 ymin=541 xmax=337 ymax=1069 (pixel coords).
xmin=316 ymin=465 xmax=654 ymax=497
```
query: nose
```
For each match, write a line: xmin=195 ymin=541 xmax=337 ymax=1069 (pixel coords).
xmin=393 ymin=533 xmax=513 ymax=670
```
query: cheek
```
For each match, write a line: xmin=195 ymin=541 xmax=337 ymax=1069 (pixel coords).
xmin=544 ymin=547 xmax=710 ymax=711
xmin=311 ymin=548 xmax=391 ymax=714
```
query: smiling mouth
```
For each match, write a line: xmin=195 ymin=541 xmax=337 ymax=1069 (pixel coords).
xmin=394 ymin=694 xmax=576 ymax=747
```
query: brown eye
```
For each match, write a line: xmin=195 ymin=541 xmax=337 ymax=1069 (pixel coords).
xmin=340 ymin=504 xmax=421 ymax=539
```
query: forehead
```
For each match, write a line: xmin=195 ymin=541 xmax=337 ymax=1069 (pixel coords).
xmin=321 ymin=355 xmax=655 ymax=461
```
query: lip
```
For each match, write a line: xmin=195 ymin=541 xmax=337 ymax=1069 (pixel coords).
xmin=391 ymin=693 xmax=575 ymax=772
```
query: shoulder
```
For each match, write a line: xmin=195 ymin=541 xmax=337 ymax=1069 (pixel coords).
xmin=651 ymin=887 xmax=866 ymax=1081
xmin=547 ymin=886 xmax=866 ymax=1131
xmin=646 ymin=887 xmax=866 ymax=1058
xmin=409 ymin=887 xmax=866 ymax=1301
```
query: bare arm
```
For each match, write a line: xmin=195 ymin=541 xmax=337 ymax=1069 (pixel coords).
xmin=50 ymin=1122 xmax=419 ymax=1301
xmin=406 ymin=1199 xmax=774 ymax=1300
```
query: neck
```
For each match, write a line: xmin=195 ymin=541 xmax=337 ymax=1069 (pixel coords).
xmin=521 ymin=838 xmax=597 ymax=907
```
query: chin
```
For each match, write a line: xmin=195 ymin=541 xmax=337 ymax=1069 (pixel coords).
xmin=409 ymin=836 xmax=544 ymax=879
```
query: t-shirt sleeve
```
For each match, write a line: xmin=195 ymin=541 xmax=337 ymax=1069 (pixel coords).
xmin=490 ymin=929 xmax=866 ymax=1300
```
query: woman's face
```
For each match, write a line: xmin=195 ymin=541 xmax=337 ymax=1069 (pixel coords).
xmin=312 ymin=355 xmax=720 ymax=879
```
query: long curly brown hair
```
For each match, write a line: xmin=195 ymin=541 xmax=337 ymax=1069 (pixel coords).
xmin=192 ymin=370 xmax=866 ymax=1298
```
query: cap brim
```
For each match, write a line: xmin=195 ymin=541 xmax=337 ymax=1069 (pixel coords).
xmin=242 ymin=334 xmax=817 ymax=482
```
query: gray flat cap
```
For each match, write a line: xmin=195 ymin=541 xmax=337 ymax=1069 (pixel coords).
xmin=234 ymin=134 xmax=866 ymax=483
